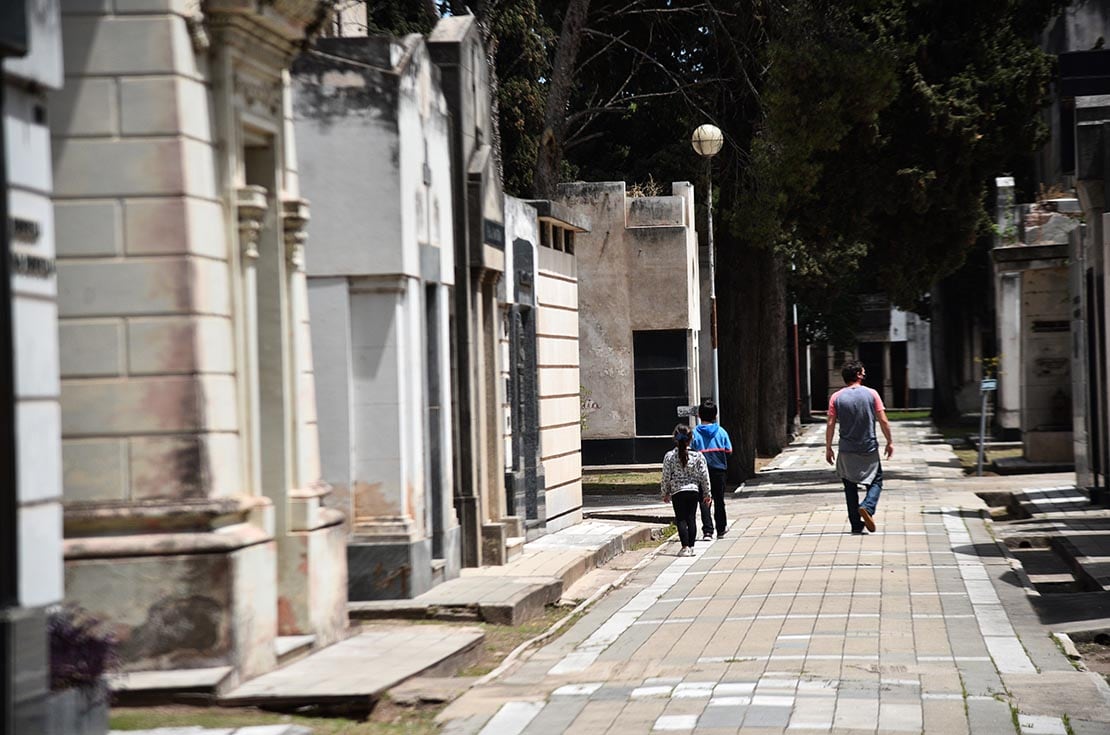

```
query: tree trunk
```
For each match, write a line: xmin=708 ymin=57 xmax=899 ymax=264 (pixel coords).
xmin=756 ymin=249 xmax=789 ymax=456
xmin=718 ymin=236 xmax=790 ymax=481
xmin=532 ymin=0 xmax=591 ymax=199
xmin=929 ymin=282 xmax=960 ymax=423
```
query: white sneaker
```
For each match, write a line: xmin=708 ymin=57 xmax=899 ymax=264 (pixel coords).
xmin=702 ymin=533 xmax=713 ymax=541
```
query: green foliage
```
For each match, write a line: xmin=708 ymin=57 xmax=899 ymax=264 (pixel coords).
xmin=489 ymin=1 xmax=553 ymax=196
xmin=739 ymin=0 xmax=1064 ymax=324
xmin=363 ymin=1 xmax=437 ymax=36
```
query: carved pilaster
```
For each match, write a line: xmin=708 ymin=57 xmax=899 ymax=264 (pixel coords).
xmin=282 ymin=197 xmax=310 ymax=271
xmin=236 ymin=186 xmax=268 ymax=261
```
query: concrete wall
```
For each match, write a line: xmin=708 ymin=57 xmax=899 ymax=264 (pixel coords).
xmin=905 ymin=312 xmax=933 ymax=406
xmin=1021 ymin=266 xmax=1073 ymax=461
xmin=992 ymin=193 xmax=1080 ymax=462
xmin=3 ymin=0 xmax=65 ymax=725
xmin=537 ymin=244 xmax=583 ymax=529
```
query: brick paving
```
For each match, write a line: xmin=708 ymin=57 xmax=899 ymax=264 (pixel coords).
xmin=438 ymin=421 xmax=1110 ymax=734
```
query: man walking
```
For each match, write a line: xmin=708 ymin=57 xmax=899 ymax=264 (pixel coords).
xmin=692 ymin=400 xmax=732 ymax=539
xmin=825 ymin=360 xmax=893 ymax=534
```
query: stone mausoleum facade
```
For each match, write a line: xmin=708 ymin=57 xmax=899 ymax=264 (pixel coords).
xmin=292 ymin=31 xmax=460 ymax=601
xmin=502 ymin=196 xmax=588 ymax=536
xmin=51 ymin=0 xmax=346 ymax=683
xmin=559 ymin=181 xmax=703 ymax=466
xmin=2 ymin=0 xmax=65 ymax=727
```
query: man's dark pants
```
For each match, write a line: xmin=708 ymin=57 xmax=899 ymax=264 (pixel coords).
xmin=844 ymin=464 xmax=883 ymax=532
xmin=700 ymin=468 xmax=728 ymax=536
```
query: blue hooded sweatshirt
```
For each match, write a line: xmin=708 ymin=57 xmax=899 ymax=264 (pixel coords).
xmin=691 ymin=422 xmax=732 ymax=470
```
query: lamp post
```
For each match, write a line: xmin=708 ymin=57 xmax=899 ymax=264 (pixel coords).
xmin=692 ymin=124 xmax=724 ymax=415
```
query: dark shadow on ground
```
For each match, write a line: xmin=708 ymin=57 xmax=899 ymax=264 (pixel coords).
xmin=951 ymin=542 xmax=1008 ymax=559
xmin=1028 ymin=591 xmax=1110 ymax=629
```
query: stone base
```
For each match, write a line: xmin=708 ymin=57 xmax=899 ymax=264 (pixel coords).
xmin=436 ymin=524 xmax=462 ymax=584
xmin=347 ymin=537 xmax=432 ymax=601
xmin=481 ymin=522 xmax=507 ymax=566
xmin=1025 ymin=430 xmax=1074 ymax=463
xmin=907 ymin=388 xmax=933 ymax=407
xmin=46 ymin=684 xmax=109 ymax=735
xmin=277 ymin=520 xmax=348 ymax=646
xmin=64 ymin=535 xmax=278 ymax=679
xmin=0 ymin=605 xmax=49 ymax=734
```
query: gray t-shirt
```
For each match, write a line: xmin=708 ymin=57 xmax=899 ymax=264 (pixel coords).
xmin=829 ymin=385 xmax=885 ymax=453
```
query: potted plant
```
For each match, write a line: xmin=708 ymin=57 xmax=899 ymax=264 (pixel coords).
xmin=47 ymin=606 xmax=117 ymax=735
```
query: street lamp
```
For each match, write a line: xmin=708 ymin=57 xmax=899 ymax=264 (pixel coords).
xmin=692 ymin=124 xmax=724 ymax=415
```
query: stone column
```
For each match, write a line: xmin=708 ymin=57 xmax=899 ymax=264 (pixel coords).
xmin=237 ymin=186 xmax=266 ymax=496
xmin=281 ymin=197 xmax=324 ymax=503
xmin=275 ymin=197 xmax=346 ymax=643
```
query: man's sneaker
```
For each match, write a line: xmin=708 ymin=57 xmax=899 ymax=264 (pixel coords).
xmin=859 ymin=508 xmax=876 ymax=533
xmin=703 ymin=533 xmax=713 ymax=541
xmin=851 ymin=529 xmax=867 ymax=535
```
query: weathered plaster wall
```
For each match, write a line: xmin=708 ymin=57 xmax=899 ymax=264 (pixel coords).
xmin=563 ymin=183 xmax=634 ymax=439
xmin=294 ymin=41 xmax=406 ymax=278
xmin=562 ymin=181 xmax=700 ymax=441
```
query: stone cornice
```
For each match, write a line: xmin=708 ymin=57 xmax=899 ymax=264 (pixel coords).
xmin=63 ymin=496 xmax=272 ymax=537
xmin=203 ymin=0 xmax=336 ymax=64
xmin=204 ymin=0 xmax=326 ymax=40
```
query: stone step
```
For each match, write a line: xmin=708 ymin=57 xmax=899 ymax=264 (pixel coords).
xmin=505 ymin=535 xmax=526 ymax=563
xmin=1027 ymin=572 xmax=1083 ymax=593
xmin=111 ymin=666 xmax=233 ymax=705
xmin=431 ymin=558 xmax=447 ymax=586
xmin=219 ymin=624 xmax=484 ymax=715
xmin=275 ymin=634 xmax=316 ymax=666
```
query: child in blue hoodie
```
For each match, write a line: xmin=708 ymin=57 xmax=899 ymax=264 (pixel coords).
xmin=691 ymin=400 xmax=732 ymax=539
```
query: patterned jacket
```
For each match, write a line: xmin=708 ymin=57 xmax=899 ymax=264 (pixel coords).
xmin=660 ymin=449 xmax=711 ymax=501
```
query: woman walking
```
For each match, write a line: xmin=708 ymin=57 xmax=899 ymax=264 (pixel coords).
xmin=661 ymin=424 xmax=712 ymax=556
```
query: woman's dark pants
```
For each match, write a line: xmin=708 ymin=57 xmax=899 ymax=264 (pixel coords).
xmin=672 ymin=492 xmax=700 ymax=547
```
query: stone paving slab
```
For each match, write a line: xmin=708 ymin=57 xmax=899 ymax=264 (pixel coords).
xmin=111 ymin=728 xmax=311 ymax=735
xmin=112 ymin=666 xmax=233 ymax=701
xmin=440 ymin=421 xmax=1110 ymax=734
xmin=350 ymin=521 xmax=655 ymax=625
xmin=220 ymin=624 xmax=483 ymax=709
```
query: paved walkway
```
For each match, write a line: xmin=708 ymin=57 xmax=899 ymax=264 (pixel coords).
xmin=439 ymin=421 xmax=1110 ymax=734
